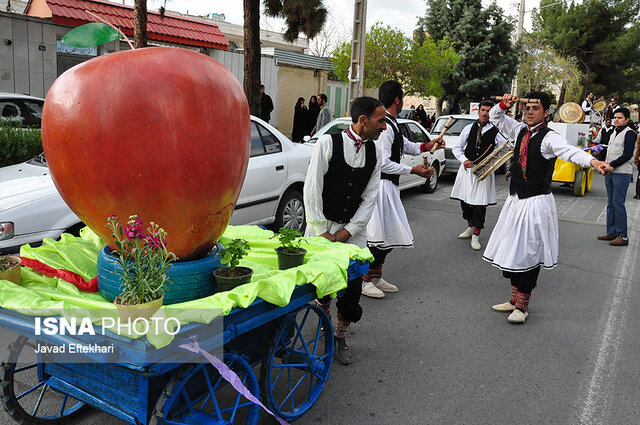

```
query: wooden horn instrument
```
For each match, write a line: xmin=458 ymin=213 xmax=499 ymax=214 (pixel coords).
xmin=423 ymin=116 xmax=454 ymax=165
xmin=490 ymin=96 xmax=541 ymax=104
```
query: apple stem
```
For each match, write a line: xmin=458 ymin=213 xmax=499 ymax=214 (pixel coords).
xmin=85 ymin=10 xmax=135 ymax=50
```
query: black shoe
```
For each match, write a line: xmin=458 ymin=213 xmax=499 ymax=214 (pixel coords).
xmin=334 ymin=337 xmax=352 ymax=365
xmin=634 ymin=195 xmax=640 ymax=199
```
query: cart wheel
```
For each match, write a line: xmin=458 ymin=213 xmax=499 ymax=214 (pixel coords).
xmin=585 ymin=167 xmax=594 ymax=192
xmin=151 ymin=352 xmax=259 ymax=425
xmin=0 ymin=336 xmax=86 ymax=424
xmin=574 ymin=170 xmax=586 ymax=196
xmin=260 ymin=304 xmax=333 ymax=421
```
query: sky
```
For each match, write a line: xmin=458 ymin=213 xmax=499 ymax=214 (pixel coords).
xmin=139 ymin=0 xmax=543 ymax=38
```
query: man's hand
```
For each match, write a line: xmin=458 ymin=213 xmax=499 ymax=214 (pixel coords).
xmin=501 ymin=93 xmax=518 ymax=109
xmin=411 ymin=164 xmax=435 ymax=178
xmin=463 ymin=160 xmax=474 ymax=169
xmin=319 ymin=232 xmax=336 ymax=242
xmin=590 ymin=158 xmax=611 ymax=175
xmin=334 ymin=229 xmax=351 ymax=243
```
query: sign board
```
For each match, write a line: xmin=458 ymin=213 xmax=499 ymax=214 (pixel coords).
xmin=470 ymin=102 xmax=480 ymax=115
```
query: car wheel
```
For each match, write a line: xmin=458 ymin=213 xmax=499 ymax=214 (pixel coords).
xmin=420 ymin=162 xmax=439 ymax=193
xmin=274 ymin=189 xmax=306 ymax=232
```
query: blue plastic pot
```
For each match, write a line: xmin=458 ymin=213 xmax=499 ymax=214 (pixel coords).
xmin=97 ymin=244 xmax=224 ymax=305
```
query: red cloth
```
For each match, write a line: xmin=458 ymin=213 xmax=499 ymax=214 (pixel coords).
xmin=19 ymin=257 xmax=99 ymax=292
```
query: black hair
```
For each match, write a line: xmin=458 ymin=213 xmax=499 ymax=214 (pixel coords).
xmin=523 ymin=91 xmax=551 ymax=111
xmin=616 ymin=107 xmax=630 ymax=119
xmin=319 ymin=93 xmax=328 ymax=102
xmin=479 ymin=100 xmax=495 ymax=108
xmin=350 ymin=96 xmax=384 ymax=124
xmin=260 ymin=84 xmax=265 ymax=89
xmin=378 ymin=80 xmax=403 ymax=108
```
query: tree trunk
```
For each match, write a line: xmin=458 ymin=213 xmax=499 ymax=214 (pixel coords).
xmin=244 ymin=0 xmax=261 ymax=116
xmin=557 ymin=81 xmax=566 ymax=109
xmin=134 ymin=0 xmax=148 ymax=49
xmin=435 ymin=97 xmax=443 ymax=118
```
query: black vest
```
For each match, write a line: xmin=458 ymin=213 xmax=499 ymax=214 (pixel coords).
xmin=601 ymin=128 xmax=614 ymax=145
xmin=322 ymin=132 xmax=377 ymax=223
xmin=380 ymin=117 xmax=402 ymax=186
xmin=464 ymin=123 xmax=499 ymax=161
xmin=509 ymin=126 xmax=556 ymax=199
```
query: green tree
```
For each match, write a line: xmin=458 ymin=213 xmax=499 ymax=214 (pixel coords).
xmin=330 ymin=23 xmax=458 ymax=97
xmin=416 ymin=0 xmax=519 ymax=112
xmin=533 ymin=0 xmax=640 ymax=100
xmin=243 ymin=0 xmax=328 ymax=116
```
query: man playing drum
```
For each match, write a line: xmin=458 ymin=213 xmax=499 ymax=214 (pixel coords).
xmin=450 ymin=100 xmax=507 ymax=251
xmin=484 ymin=92 xmax=610 ymax=324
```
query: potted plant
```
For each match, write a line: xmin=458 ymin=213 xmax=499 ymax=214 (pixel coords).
xmin=106 ymin=215 xmax=176 ymax=321
xmin=213 ymin=239 xmax=252 ymax=291
xmin=0 ymin=255 xmax=21 ymax=285
xmin=273 ymin=227 xmax=307 ymax=270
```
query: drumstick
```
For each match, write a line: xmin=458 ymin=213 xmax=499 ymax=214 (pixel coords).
xmin=490 ymin=96 xmax=541 ymax=104
xmin=430 ymin=116 xmax=453 ymax=154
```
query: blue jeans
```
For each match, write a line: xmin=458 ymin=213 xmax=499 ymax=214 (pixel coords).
xmin=605 ymin=173 xmax=632 ymax=238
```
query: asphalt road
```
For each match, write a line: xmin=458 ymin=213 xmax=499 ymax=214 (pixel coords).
xmin=1 ymin=171 xmax=639 ymax=425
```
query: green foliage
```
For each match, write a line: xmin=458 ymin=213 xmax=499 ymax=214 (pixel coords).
xmin=219 ymin=239 xmax=250 ymax=271
xmin=330 ymin=22 xmax=459 ymax=97
xmin=517 ymin=35 xmax=584 ymax=101
xmin=273 ymin=227 xmax=306 ymax=253
xmin=417 ymin=0 xmax=519 ymax=110
xmin=0 ymin=121 xmax=42 ymax=167
xmin=533 ymin=0 xmax=640 ymax=100
xmin=263 ymin=0 xmax=328 ymax=42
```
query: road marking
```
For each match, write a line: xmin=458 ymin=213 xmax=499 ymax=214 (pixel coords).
xmin=576 ymin=204 xmax=640 ymax=425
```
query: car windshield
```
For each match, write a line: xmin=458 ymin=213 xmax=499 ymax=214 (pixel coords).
xmin=308 ymin=121 xmax=351 ymax=143
xmin=432 ymin=118 xmax=475 ymax=136
xmin=27 ymin=152 xmax=47 ymax=167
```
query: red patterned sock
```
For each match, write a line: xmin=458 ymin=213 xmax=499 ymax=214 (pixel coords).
xmin=362 ymin=265 xmax=382 ymax=283
xmin=510 ymin=285 xmax=518 ymax=305
xmin=467 ymin=220 xmax=473 ymax=227
xmin=473 ymin=227 xmax=481 ymax=236
xmin=315 ymin=299 xmax=331 ymax=318
xmin=335 ymin=312 xmax=350 ymax=339
xmin=516 ymin=291 xmax=531 ymax=312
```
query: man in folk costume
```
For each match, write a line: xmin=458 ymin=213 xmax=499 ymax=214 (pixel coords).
xmin=304 ymin=96 xmax=386 ymax=364
xmin=361 ymin=80 xmax=443 ymax=298
xmin=484 ymin=92 xmax=610 ymax=324
xmin=450 ymin=100 xmax=507 ymax=251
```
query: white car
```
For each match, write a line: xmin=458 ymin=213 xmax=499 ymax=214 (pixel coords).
xmin=433 ymin=114 xmax=510 ymax=174
xmin=0 ymin=115 xmax=312 ymax=253
xmin=307 ymin=117 xmax=446 ymax=193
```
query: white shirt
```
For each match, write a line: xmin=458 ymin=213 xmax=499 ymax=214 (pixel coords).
xmin=378 ymin=116 xmax=422 ymax=176
xmin=489 ymin=104 xmax=593 ymax=168
xmin=304 ymin=126 xmax=383 ymax=238
xmin=452 ymin=122 xmax=507 ymax=163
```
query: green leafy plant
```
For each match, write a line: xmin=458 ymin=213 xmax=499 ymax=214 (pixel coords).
xmin=0 ymin=121 xmax=42 ymax=167
xmin=0 ymin=255 xmax=19 ymax=272
xmin=106 ymin=215 xmax=177 ymax=305
xmin=218 ymin=239 xmax=251 ymax=276
xmin=273 ymin=227 xmax=307 ymax=253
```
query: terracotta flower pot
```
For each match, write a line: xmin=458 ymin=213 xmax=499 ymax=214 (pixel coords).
xmin=275 ymin=247 xmax=307 ymax=270
xmin=213 ymin=267 xmax=253 ymax=292
xmin=0 ymin=256 xmax=21 ymax=285
xmin=114 ymin=296 xmax=164 ymax=322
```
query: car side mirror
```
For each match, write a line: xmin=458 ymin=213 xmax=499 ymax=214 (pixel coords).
xmin=303 ymin=135 xmax=311 ymax=142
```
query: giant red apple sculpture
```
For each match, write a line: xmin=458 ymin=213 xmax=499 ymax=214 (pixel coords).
xmin=42 ymin=47 xmax=250 ymax=261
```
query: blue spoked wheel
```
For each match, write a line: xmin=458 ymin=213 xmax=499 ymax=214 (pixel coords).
xmin=0 ymin=336 xmax=86 ymax=423
xmin=260 ymin=304 xmax=333 ymax=421
xmin=151 ymin=352 xmax=259 ymax=425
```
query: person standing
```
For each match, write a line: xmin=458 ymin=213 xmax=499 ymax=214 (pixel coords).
xmin=593 ymin=118 xmax=614 ymax=160
xmin=304 ymin=96 xmax=386 ymax=365
xmin=581 ymin=92 xmax=594 ymax=123
xmin=604 ymin=97 xmax=620 ymax=121
xmin=485 ymin=92 xmax=609 ymax=324
xmin=313 ymin=93 xmax=332 ymax=133
xmin=634 ymin=131 xmax=640 ymax=199
xmin=291 ymin=97 xmax=308 ymax=142
xmin=597 ymin=108 xmax=637 ymax=246
xmin=307 ymin=95 xmax=320 ymax=135
xmin=260 ymin=84 xmax=274 ymax=123
xmin=361 ymin=80 xmax=442 ymax=298
xmin=450 ymin=100 xmax=506 ymax=251
xmin=415 ymin=104 xmax=428 ymax=127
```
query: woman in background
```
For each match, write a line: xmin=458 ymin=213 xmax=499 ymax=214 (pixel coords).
xmin=292 ymin=97 xmax=308 ymax=142
xmin=307 ymin=95 xmax=320 ymax=135
xmin=416 ymin=104 xmax=428 ymax=127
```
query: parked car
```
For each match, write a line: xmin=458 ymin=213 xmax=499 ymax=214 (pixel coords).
xmin=306 ymin=117 xmax=446 ymax=193
xmin=0 ymin=92 xmax=44 ymax=129
xmin=0 ymin=116 xmax=312 ymax=253
xmin=433 ymin=114 xmax=510 ymax=174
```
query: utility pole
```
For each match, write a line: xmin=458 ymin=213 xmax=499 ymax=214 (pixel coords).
xmin=348 ymin=0 xmax=367 ymax=113
xmin=510 ymin=0 xmax=525 ymax=97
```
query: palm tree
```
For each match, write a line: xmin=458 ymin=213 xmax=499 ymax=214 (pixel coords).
xmin=245 ymin=0 xmax=327 ymax=116
xmin=134 ymin=0 xmax=148 ymax=48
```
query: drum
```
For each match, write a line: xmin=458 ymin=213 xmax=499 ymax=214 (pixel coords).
xmin=557 ymin=102 xmax=585 ymax=123
xmin=472 ymin=143 xmax=515 ymax=181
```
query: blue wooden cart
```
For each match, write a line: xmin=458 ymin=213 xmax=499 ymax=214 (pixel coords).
xmin=0 ymin=277 xmax=354 ymax=424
